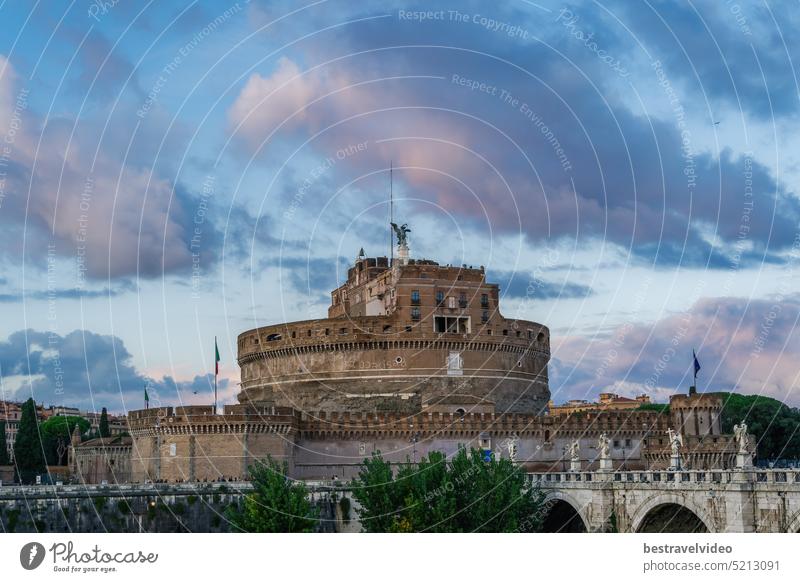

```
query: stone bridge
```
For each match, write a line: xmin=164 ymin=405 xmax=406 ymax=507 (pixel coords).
xmin=530 ymin=468 xmax=800 ymax=533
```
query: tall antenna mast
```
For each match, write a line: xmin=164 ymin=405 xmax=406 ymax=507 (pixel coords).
xmin=389 ymin=161 xmax=394 ymax=265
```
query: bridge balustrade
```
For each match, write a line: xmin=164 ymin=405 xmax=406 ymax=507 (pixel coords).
xmin=527 ymin=468 xmax=800 ymax=486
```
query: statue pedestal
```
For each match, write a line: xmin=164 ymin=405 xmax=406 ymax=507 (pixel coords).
xmin=598 ymin=457 xmax=612 ymax=472
xmin=736 ymin=452 xmax=753 ymax=470
xmin=396 ymin=244 xmax=409 ymax=266
xmin=669 ymin=453 xmax=682 ymax=471
xmin=569 ymin=459 xmax=581 ymax=472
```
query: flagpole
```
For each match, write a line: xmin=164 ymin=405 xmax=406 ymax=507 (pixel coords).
xmin=214 ymin=335 xmax=218 ymax=414
xmin=389 ymin=161 xmax=394 ymax=265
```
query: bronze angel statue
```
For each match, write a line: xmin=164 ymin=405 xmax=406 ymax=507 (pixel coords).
xmin=390 ymin=222 xmax=411 ymax=247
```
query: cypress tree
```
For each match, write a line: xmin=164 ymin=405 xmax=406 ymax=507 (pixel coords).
xmin=0 ymin=420 xmax=9 ymax=465
xmin=13 ymin=398 xmax=46 ymax=483
xmin=99 ymin=407 xmax=110 ymax=438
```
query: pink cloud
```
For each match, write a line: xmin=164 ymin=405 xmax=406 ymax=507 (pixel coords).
xmin=552 ymin=296 xmax=800 ymax=404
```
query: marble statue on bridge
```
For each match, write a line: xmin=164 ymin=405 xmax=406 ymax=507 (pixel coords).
xmin=597 ymin=433 xmax=610 ymax=459
xmin=733 ymin=422 xmax=748 ymax=454
xmin=667 ymin=428 xmax=683 ymax=455
xmin=570 ymin=440 xmax=580 ymax=462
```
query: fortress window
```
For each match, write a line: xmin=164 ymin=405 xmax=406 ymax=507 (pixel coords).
xmin=435 ymin=291 xmax=445 ymax=305
xmin=515 ymin=330 xmax=521 ymax=337
xmin=482 ymin=310 xmax=489 ymax=323
xmin=613 ymin=440 xmax=620 ymax=448
xmin=411 ymin=290 xmax=420 ymax=305
xmin=307 ymin=330 xmax=312 ymax=337
xmin=291 ymin=331 xmax=296 ymax=339
xmin=447 ymin=296 xmax=456 ymax=309
xmin=411 ymin=307 xmax=421 ymax=320
xmin=325 ymin=328 xmax=330 ymax=336
xmin=458 ymin=292 xmax=467 ymax=308
xmin=537 ymin=332 xmax=545 ymax=343
xmin=383 ymin=325 xmax=392 ymax=332
xmin=544 ymin=430 xmax=550 ymax=442
xmin=502 ymin=329 xmax=508 ymax=336
xmin=434 ymin=315 xmax=470 ymax=334
xmin=405 ymin=326 xmax=412 ymax=333
xmin=339 ymin=327 xmax=348 ymax=335
xmin=486 ymin=329 xmax=492 ymax=335
xmin=266 ymin=333 xmax=281 ymax=342
xmin=625 ymin=439 xmax=632 ymax=447
xmin=481 ymin=293 xmax=489 ymax=307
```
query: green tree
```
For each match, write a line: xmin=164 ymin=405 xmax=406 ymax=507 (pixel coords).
xmin=351 ymin=447 xmax=546 ymax=532
xmin=13 ymin=398 xmax=46 ymax=483
xmin=715 ymin=392 xmax=800 ymax=460
xmin=99 ymin=407 xmax=110 ymax=438
xmin=348 ymin=453 xmax=410 ymax=532
xmin=0 ymin=420 xmax=9 ymax=465
xmin=40 ymin=416 xmax=90 ymax=466
xmin=227 ymin=457 xmax=318 ymax=532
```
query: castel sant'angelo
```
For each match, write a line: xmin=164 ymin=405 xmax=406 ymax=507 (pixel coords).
xmin=237 ymin=224 xmax=551 ymax=416
xmin=126 ymin=226 xmax=747 ymax=484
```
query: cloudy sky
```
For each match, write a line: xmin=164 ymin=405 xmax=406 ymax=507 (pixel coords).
xmin=0 ymin=0 xmax=798 ymax=413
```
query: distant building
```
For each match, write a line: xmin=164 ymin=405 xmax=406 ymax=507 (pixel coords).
xmin=82 ymin=411 xmax=128 ymax=436
xmin=1 ymin=401 xmax=129 ymax=463
xmin=47 ymin=405 xmax=81 ymax=418
xmin=548 ymin=392 xmax=651 ymax=415
xmin=0 ymin=401 xmax=23 ymax=460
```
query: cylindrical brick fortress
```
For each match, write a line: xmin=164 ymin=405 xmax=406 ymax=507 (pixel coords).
xmin=237 ymin=255 xmax=551 ymax=415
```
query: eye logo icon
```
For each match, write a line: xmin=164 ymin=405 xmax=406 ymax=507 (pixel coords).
xmin=20 ymin=542 xmax=46 ymax=570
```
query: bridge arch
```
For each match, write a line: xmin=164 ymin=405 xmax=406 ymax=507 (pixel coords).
xmin=631 ymin=493 xmax=715 ymax=533
xmin=541 ymin=492 xmax=589 ymax=533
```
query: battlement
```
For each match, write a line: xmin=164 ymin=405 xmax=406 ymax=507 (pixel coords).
xmin=298 ymin=409 xmax=669 ymax=439
xmin=127 ymin=404 xmax=300 ymax=434
xmin=670 ymin=392 xmax=722 ymax=437
xmin=127 ymin=407 xmax=667 ymax=440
